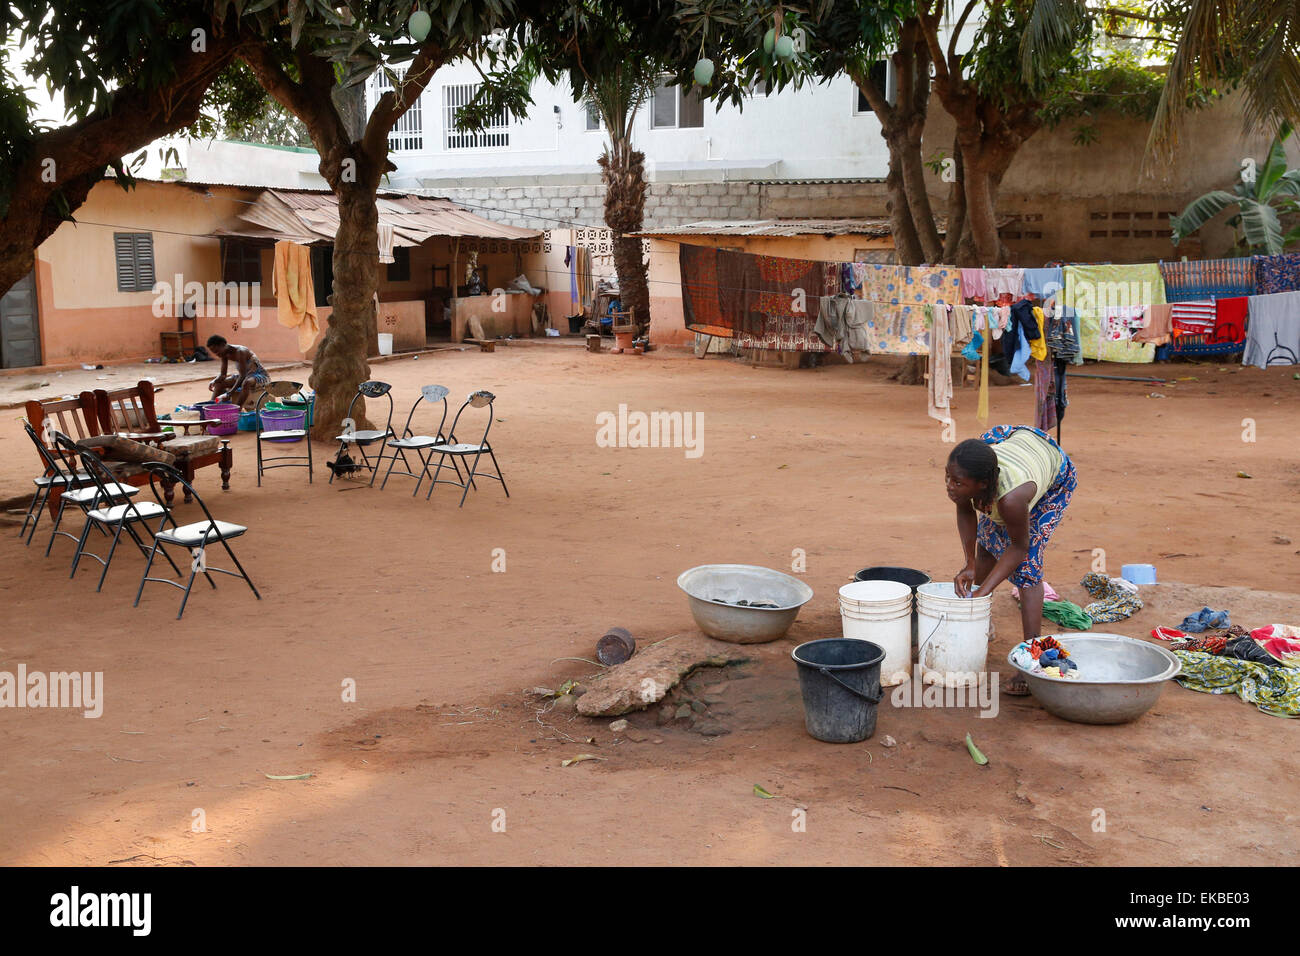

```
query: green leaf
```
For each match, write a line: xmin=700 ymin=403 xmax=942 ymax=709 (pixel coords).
xmin=965 ymin=733 xmax=988 ymax=766
xmin=561 ymin=753 xmax=604 ymax=767
xmin=753 ymin=784 xmax=775 ymax=798
xmin=1170 ymin=190 xmax=1239 ymax=243
xmin=1239 ymin=199 xmax=1283 ymax=254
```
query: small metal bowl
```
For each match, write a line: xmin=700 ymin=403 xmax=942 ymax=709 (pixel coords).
xmin=677 ymin=564 xmax=814 ymax=644
xmin=1007 ymin=633 xmax=1182 ymax=724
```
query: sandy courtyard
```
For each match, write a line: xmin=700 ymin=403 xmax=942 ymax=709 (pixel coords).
xmin=1 ymin=343 xmax=1297 ymax=866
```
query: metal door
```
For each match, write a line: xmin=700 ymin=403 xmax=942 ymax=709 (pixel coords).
xmin=0 ymin=270 xmax=41 ymax=368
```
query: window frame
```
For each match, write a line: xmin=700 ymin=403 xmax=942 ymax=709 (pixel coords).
xmin=113 ymin=232 xmax=155 ymax=293
xmin=443 ymin=82 xmax=511 ymax=150
xmin=649 ymin=78 xmax=705 ymax=130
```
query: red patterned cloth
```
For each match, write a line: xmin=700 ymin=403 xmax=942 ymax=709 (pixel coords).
xmin=1211 ymin=296 xmax=1248 ymax=344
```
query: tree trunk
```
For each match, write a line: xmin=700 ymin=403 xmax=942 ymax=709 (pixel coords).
xmin=599 ymin=141 xmax=650 ymax=336
xmin=885 ymin=147 xmax=925 ymax=266
xmin=308 ymin=179 xmax=380 ymax=438
xmin=941 ymin=136 xmax=967 ymax=263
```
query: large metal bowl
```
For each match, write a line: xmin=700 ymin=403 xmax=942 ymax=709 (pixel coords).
xmin=677 ymin=564 xmax=814 ymax=644
xmin=1006 ymin=633 xmax=1182 ymax=724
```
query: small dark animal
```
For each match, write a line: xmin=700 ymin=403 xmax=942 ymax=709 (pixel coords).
xmin=326 ymin=452 xmax=364 ymax=477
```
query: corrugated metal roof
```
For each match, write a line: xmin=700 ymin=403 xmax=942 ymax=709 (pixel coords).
xmin=632 ymin=218 xmax=909 ymax=238
xmin=227 ymin=189 xmax=541 ymax=244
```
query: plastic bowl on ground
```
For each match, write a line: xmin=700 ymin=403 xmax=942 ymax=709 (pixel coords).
xmin=677 ymin=564 xmax=814 ymax=644
xmin=1006 ymin=633 xmax=1181 ymax=724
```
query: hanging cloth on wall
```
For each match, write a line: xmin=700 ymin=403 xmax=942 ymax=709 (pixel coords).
xmin=1212 ymin=296 xmax=1249 ymax=344
xmin=272 ymin=240 xmax=320 ymax=354
xmin=678 ymin=243 xmax=732 ymax=337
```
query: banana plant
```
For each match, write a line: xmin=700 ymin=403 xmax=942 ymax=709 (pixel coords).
xmin=1170 ymin=124 xmax=1300 ymax=255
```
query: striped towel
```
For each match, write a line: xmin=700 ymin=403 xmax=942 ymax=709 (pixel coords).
xmin=1170 ymin=299 xmax=1217 ymax=334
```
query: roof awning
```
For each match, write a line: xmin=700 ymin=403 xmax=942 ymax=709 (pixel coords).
xmin=211 ymin=189 xmax=542 ymax=245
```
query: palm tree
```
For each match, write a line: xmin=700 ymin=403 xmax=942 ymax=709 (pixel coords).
xmin=1170 ymin=124 xmax=1300 ymax=253
xmin=585 ymin=61 xmax=660 ymax=337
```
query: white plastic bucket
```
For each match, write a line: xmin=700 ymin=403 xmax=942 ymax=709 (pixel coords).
xmin=377 ymin=333 xmax=394 ymax=355
xmin=838 ymin=580 xmax=913 ymax=686
xmin=916 ymin=582 xmax=992 ymax=687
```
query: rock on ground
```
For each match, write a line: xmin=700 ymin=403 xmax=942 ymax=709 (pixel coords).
xmin=576 ymin=633 xmax=751 ymax=717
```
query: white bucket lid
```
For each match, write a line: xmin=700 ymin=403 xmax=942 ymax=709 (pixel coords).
xmin=839 ymin=580 xmax=911 ymax=603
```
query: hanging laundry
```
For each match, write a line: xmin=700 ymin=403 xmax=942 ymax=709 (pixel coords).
xmin=1133 ymin=302 xmax=1173 ymax=345
xmin=1033 ymin=356 xmax=1057 ymax=431
xmin=1253 ymin=253 xmax=1300 ymax=294
xmin=377 ymin=223 xmax=395 ymax=264
xmin=1170 ymin=299 xmax=1217 ymax=335
xmin=961 ymin=330 xmax=983 ymax=362
xmin=1173 ymin=649 xmax=1300 ymax=718
xmin=1008 ymin=321 xmax=1031 ymax=381
xmin=842 ymin=299 xmax=873 ymax=353
xmin=959 ymin=268 xmax=987 ymax=301
xmin=985 ymin=268 xmax=1025 ymax=298
xmin=950 ymin=304 xmax=975 ymax=346
xmin=1080 ymin=572 xmax=1143 ymax=623
xmin=272 ymin=240 xmax=320 ymax=354
xmin=1243 ymin=290 xmax=1300 ymax=368
xmin=814 ymin=295 xmax=874 ymax=354
xmin=1022 ymin=267 xmax=1064 ymax=299
xmin=1211 ymin=296 xmax=1249 ymax=344
xmin=858 ymin=264 xmax=960 ymax=354
xmin=733 ymin=253 xmax=837 ymax=352
xmin=1030 ymin=307 xmax=1048 ymax=361
xmin=977 ymin=322 xmax=990 ymax=425
xmin=1160 ymin=257 xmax=1256 ymax=301
xmin=678 ymin=244 xmax=732 ymax=337
xmin=926 ymin=304 xmax=954 ymax=424
xmin=1064 ymin=263 xmax=1162 ymax=364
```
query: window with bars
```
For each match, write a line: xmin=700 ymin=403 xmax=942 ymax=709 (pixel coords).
xmin=114 ymin=233 xmax=155 ymax=292
xmin=585 ymin=103 xmax=602 ymax=131
xmin=443 ymin=83 xmax=510 ymax=149
xmin=374 ymin=70 xmax=424 ymax=151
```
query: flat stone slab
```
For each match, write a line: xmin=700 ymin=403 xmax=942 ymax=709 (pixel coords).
xmin=576 ymin=632 xmax=752 ymax=717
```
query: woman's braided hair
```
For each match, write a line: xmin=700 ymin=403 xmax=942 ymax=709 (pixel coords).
xmin=948 ymin=439 xmax=999 ymax=511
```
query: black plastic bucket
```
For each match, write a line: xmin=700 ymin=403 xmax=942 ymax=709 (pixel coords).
xmin=791 ymin=639 xmax=885 ymax=743
xmin=853 ymin=566 xmax=931 ymax=658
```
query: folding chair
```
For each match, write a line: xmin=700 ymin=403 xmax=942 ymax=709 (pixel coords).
xmin=45 ymin=431 xmax=141 ymax=560
xmin=380 ymin=384 xmax=464 ymax=495
xmin=423 ymin=390 xmax=510 ymax=507
xmin=329 ymin=380 xmax=394 ymax=487
xmin=254 ymin=380 xmax=313 ymax=486
xmin=135 ymin=462 xmax=260 ymax=620
xmin=18 ymin=421 xmax=91 ymax=546
xmin=59 ymin=435 xmax=180 ymax=592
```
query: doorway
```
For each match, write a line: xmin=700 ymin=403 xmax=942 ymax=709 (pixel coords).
xmin=0 ymin=270 xmax=41 ymax=368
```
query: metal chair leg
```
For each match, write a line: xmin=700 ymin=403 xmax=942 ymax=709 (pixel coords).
xmin=94 ymin=521 xmax=130 ymax=592
xmin=220 ymin=538 xmax=261 ymax=599
xmin=175 ymin=567 xmax=199 ymax=620
xmin=69 ymin=516 xmax=94 ymax=576
xmin=134 ymin=539 xmax=162 ymax=607
xmin=488 ymin=448 xmax=509 ymax=497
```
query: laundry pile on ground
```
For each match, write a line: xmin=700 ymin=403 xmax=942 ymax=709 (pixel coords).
xmin=1153 ymin=617 xmax=1300 ymax=718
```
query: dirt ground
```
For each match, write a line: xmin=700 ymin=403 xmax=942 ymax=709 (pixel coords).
xmin=1 ymin=343 xmax=1298 ymax=866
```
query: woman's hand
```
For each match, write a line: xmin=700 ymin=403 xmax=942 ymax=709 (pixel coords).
xmin=954 ymin=566 xmax=977 ymax=597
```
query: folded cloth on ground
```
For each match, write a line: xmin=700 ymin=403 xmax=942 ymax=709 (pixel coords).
xmin=1179 ymin=606 xmax=1231 ymax=633
xmin=76 ymin=435 xmax=177 ymax=467
xmin=1152 ymin=626 xmax=1188 ymax=641
xmin=1173 ymin=649 xmax=1300 ymax=718
xmin=1042 ymin=599 xmax=1093 ymax=630
xmin=1080 ymin=572 xmax=1143 ymax=623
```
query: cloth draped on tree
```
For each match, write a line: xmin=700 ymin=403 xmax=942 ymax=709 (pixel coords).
xmin=1159 ymin=257 xmax=1256 ymax=301
xmin=1253 ymin=253 xmax=1300 ymax=294
xmin=272 ymin=240 xmax=320 ymax=354
xmin=1064 ymin=263 xmax=1163 ymax=364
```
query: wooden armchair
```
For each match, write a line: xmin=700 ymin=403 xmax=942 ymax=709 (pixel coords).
xmin=88 ymin=381 xmax=233 ymax=504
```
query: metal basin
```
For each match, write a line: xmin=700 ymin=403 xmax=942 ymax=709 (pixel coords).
xmin=1006 ymin=633 xmax=1182 ymax=724
xmin=677 ymin=564 xmax=814 ymax=644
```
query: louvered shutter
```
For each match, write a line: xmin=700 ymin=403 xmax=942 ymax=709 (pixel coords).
xmin=134 ymin=234 xmax=155 ymax=291
xmin=114 ymin=233 xmax=136 ymax=292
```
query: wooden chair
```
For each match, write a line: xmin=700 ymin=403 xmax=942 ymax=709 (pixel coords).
xmin=87 ymin=381 xmax=234 ymax=505
xmin=24 ymin=391 xmax=104 ymax=520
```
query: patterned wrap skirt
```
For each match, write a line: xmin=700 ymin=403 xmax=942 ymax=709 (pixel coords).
xmin=975 ymin=424 xmax=1076 ymax=588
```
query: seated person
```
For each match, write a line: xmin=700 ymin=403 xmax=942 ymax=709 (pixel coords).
xmin=207 ymin=335 xmax=270 ymax=408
